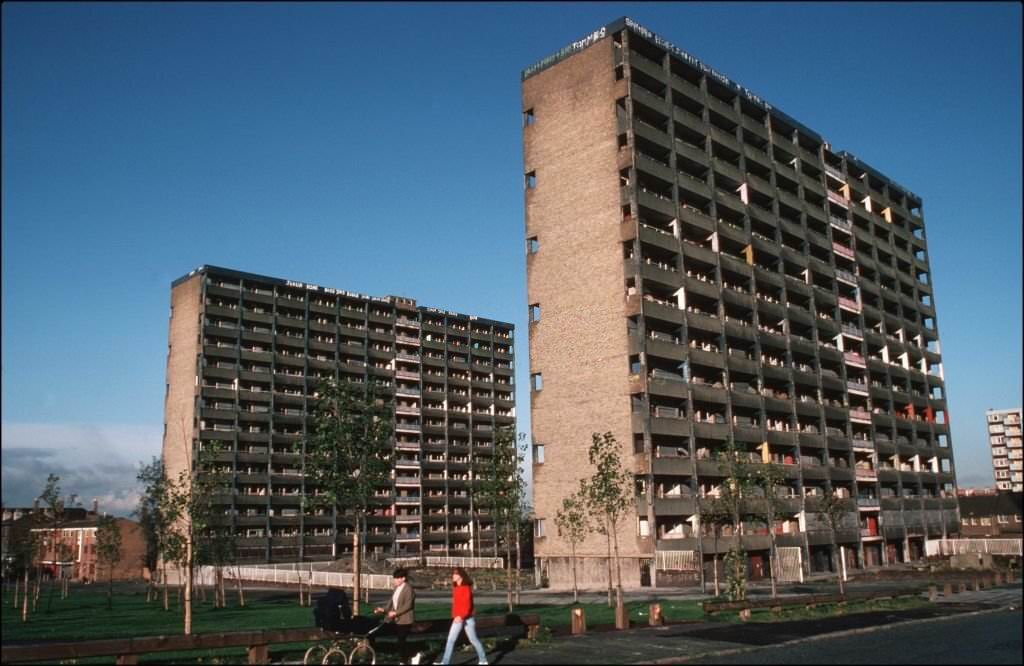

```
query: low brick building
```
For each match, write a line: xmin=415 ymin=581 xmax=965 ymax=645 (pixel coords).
xmin=32 ymin=516 xmax=146 ymax=582
xmin=957 ymin=491 xmax=1022 ymax=538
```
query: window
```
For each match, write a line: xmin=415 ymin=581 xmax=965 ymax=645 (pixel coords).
xmin=525 ymin=171 xmax=537 ymax=189
xmin=527 ymin=236 xmax=539 ymax=254
xmin=998 ymin=515 xmax=1009 ymax=524
xmin=533 ymin=443 xmax=545 ymax=464
xmin=638 ymin=517 xmax=650 ymax=537
xmin=980 ymin=517 xmax=992 ymax=526
xmin=529 ymin=304 xmax=541 ymax=323
xmin=531 ymin=373 xmax=543 ymax=391
xmin=534 ymin=518 xmax=546 ymax=538
xmin=523 ymin=108 xmax=535 ymax=126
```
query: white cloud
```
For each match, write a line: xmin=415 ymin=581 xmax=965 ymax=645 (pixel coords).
xmin=1 ymin=422 xmax=162 ymax=516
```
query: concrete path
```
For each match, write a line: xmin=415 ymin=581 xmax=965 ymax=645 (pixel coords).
xmin=429 ymin=583 xmax=1022 ymax=665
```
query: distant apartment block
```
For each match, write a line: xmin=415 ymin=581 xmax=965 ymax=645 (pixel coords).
xmin=987 ymin=408 xmax=1023 ymax=492
xmin=523 ymin=18 xmax=956 ymax=588
xmin=163 ymin=265 xmax=515 ymax=563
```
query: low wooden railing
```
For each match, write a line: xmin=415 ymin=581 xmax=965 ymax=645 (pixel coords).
xmin=1 ymin=613 xmax=540 ymax=664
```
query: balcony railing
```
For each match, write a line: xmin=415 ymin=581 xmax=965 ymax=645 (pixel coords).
xmin=827 ymin=191 xmax=848 ymax=208
xmin=844 ymin=351 xmax=866 ymax=366
xmin=838 ymin=296 xmax=861 ymax=312
xmin=832 ymin=242 xmax=855 ymax=259
xmin=856 ymin=497 xmax=880 ymax=508
xmin=847 ymin=380 xmax=869 ymax=394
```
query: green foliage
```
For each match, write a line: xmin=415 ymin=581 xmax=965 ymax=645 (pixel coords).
xmin=299 ymin=378 xmax=394 ymax=527
xmin=580 ymin=432 xmax=632 ymax=538
xmin=553 ymin=492 xmax=588 ymax=549
xmin=723 ymin=547 xmax=747 ymax=602
xmin=134 ymin=458 xmax=166 ymax=574
xmin=474 ymin=426 xmax=528 ymax=549
xmin=96 ymin=516 xmax=123 ymax=574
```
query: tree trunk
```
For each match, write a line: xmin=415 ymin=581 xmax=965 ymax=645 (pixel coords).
xmin=236 ymin=568 xmax=245 ymax=607
xmin=184 ymin=533 xmax=193 ymax=635
xmin=352 ymin=525 xmax=361 ymax=618
xmin=162 ymin=563 xmax=169 ymax=611
xmin=605 ymin=523 xmax=613 ymax=608
xmin=108 ymin=569 xmax=114 ymax=610
xmin=611 ymin=520 xmax=624 ymax=624
xmin=713 ymin=526 xmax=721 ymax=597
xmin=571 ymin=541 xmax=579 ymax=604
xmin=514 ymin=525 xmax=522 ymax=605
xmin=505 ymin=524 xmax=514 ymax=612
xmin=21 ymin=569 xmax=29 ymax=622
xmin=832 ymin=540 xmax=845 ymax=595
xmin=768 ymin=532 xmax=778 ymax=599
xmin=11 ymin=577 xmax=19 ymax=610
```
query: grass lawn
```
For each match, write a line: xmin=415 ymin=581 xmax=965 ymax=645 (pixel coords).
xmin=0 ymin=583 xmax=931 ymax=663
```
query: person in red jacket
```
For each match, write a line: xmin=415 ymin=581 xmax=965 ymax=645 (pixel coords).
xmin=435 ymin=567 xmax=488 ymax=665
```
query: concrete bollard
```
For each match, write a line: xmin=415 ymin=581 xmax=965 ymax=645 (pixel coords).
xmin=972 ymin=578 xmax=980 ymax=592
xmin=649 ymin=603 xmax=664 ymax=626
xmin=928 ymin=585 xmax=938 ymax=602
xmin=944 ymin=582 xmax=953 ymax=597
xmin=571 ymin=606 xmax=587 ymax=635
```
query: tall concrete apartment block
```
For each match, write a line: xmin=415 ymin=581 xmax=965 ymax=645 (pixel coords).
xmin=986 ymin=408 xmax=1023 ymax=491
xmin=163 ymin=265 xmax=515 ymax=563
xmin=523 ymin=18 xmax=956 ymax=587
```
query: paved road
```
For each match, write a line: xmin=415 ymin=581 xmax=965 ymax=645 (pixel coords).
xmin=684 ymin=608 xmax=1023 ymax=664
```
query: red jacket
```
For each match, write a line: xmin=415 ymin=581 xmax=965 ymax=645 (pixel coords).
xmin=451 ymin=583 xmax=474 ymax=619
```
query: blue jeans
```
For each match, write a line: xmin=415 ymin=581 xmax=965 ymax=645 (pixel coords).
xmin=440 ymin=616 xmax=487 ymax=664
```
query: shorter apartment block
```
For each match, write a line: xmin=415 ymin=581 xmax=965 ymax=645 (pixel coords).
xmin=986 ymin=408 xmax=1022 ymax=491
xmin=163 ymin=266 xmax=515 ymax=564
xmin=958 ymin=490 xmax=1023 ymax=538
xmin=31 ymin=516 xmax=146 ymax=582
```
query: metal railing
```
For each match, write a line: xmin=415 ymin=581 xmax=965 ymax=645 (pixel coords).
xmin=926 ymin=538 xmax=1023 ymax=557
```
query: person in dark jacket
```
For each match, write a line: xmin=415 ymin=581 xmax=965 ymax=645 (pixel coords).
xmin=435 ymin=567 xmax=487 ymax=665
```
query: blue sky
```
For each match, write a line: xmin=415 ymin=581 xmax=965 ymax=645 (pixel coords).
xmin=2 ymin=2 xmax=1021 ymax=513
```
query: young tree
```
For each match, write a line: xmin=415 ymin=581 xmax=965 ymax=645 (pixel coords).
xmin=300 ymin=378 xmax=393 ymax=617
xmin=713 ymin=443 xmax=754 ymax=601
xmin=699 ymin=496 xmax=730 ymax=597
xmin=191 ymin=457 xmax=236 ymax=610
xmin=10 ymin=527 xmax=40 ymax=622
xmin=96 ymin=515 xmax=123 ymax=610
xmin=162 ymin=438 xmax=229 ymax=634
xmin=748 ymin=464 xmax=788 ymax=598
xmin=818 ymin=490 xmax=854 ymax=595
xmin=475 ymin=427 xmax=527 ymax=611
xmin=39 ymin=474 xmax=73 ymax=610
xmin=581 ymin=432 xmax=633 ymax=626
xmin=553 ymin=491 xmax=589 ymax=604
xmin=136 ymin=457 xmax=168 ymax=605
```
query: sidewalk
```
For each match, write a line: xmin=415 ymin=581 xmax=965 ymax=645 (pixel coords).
xmin=441 ymin=583 xmax=1023 ymax=665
